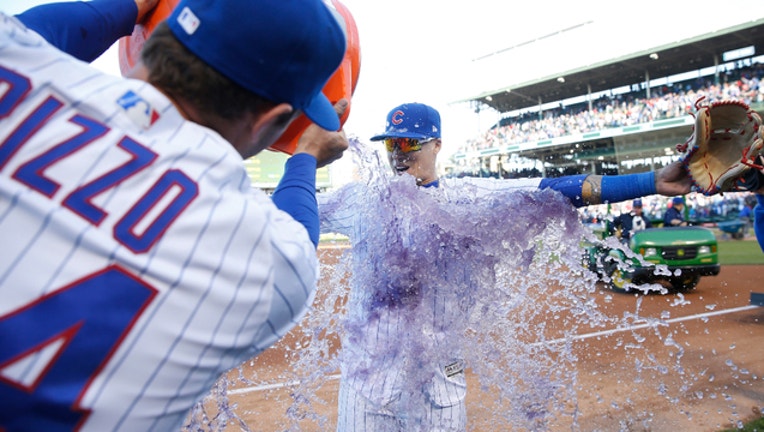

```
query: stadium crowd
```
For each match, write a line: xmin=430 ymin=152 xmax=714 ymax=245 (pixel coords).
xmin=456 ymin=64 xmax=764 ymax=156
xmin=448 ymin=63 xmax=764 ymax=179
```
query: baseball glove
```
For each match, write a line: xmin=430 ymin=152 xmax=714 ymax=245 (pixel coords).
xmin=676 ymin=97 xmax=764 ymax=195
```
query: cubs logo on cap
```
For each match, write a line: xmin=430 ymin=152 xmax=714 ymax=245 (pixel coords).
xmin=391 ymin=110 xmax=405 ymax=125
xmin=370 ymin=103 xmax=441 ymax=141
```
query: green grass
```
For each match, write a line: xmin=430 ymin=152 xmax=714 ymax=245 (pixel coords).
xmin=319 ymin=233 xmax=349 ymax=243
xmin=719 ymin=415 xmax=764 ymax=431
xmin=717 ymin=238 xmax=764 ymax=265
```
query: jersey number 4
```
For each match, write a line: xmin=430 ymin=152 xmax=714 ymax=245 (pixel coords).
xmin=0 ymin=266 xmax=156 ymax=431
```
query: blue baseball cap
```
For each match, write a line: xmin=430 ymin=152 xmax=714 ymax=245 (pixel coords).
xmin=672 ymin=196 xmax=684 ymax=205
xmin=632 ymin=199 xmax=643 ymax=207
xmin=167 ymin=0 xmax=346 ymax=131
xmin=370 ymin=103 xmax=441 ymax=141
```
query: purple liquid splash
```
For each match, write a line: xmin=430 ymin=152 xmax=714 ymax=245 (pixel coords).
xmin=182 ymin=138 xmax=753 ymax=431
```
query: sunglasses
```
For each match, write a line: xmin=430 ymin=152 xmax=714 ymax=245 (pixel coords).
xmin=383 ymin=137 xmax=433 ymax=153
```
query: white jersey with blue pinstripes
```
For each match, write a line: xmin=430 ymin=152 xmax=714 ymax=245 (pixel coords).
xmin=0 ymin=14 xmax=317 ymax=431
xmin=318 ymin=175 xmax=542 ymax=427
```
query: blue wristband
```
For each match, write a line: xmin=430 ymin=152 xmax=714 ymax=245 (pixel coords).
xmin=600 ymin=171 xmax=656 ymax=204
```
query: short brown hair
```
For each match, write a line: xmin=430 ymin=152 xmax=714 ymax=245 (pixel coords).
xmin=141 ymin=23 xmax=279 ymax=122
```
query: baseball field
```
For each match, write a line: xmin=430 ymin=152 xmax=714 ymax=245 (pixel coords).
xmin=190 ymin=239 xmax=764 ymax=431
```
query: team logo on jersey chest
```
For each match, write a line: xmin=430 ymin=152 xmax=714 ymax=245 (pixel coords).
xmin=117 ymin=90 xmax=160 ymax=129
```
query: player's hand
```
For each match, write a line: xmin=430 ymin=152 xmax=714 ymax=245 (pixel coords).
xmin=135 ymin=0 xmax=160 ymax=24
xmin=654 ymin=160 xmax=692 ymax=196
xmin=294 ymin=99 xmax=349 ymax=168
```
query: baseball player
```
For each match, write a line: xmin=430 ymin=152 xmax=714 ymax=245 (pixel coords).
xmin=319 ymin=103 xmax=693 ymax=431
xmin=0 ymin=0 xmax=348 ymax=430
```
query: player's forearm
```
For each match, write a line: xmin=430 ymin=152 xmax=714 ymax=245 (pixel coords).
xmin=17 ymin=0 xmax=137 ymax=63
xmin=272 ymin=153 xmax=320 ymax=247
xmin=538 ymin=172 xmax=656 ymax=208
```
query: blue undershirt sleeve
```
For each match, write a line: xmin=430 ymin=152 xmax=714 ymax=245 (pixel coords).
xmin=16 ymin=0 xmax=138 ymax=63
xmin=272 ymin=154 xmax=320 ymax=248
xmin=539 ymin=172 xmax=657 ymax=208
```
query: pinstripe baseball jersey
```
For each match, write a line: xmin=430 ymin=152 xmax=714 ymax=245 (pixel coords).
xmin=0 ymin=14 xmax=318 ymax=431
xmin=318 ymin=175 xmax=544 ymax=421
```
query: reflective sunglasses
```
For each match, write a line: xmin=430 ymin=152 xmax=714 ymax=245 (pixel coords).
xmin=383 ymin=137 xmax=433 ymax=153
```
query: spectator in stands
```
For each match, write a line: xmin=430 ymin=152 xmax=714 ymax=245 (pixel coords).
xmin=664 ymin=196 xmax=688 ymax=226
xmin=611 ymin=199 xmax=652 ymax=242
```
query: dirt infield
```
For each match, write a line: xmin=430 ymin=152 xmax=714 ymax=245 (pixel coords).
xmin=198 ymin=248 xmax=764 ymax=432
